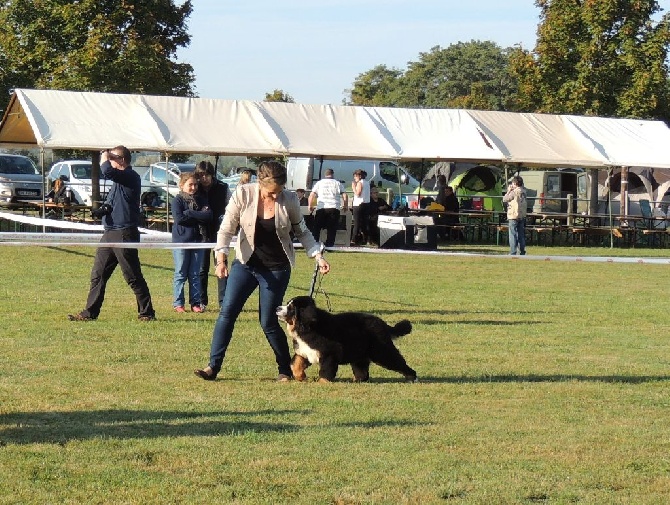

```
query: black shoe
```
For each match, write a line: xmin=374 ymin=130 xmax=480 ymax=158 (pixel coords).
xmin=67 ymin=313 xmax=94 ymax=321
xmin=138 ymin=315 xmax=156 ymax=321
xmin=194 ymin=368 xmax=217 ymax=381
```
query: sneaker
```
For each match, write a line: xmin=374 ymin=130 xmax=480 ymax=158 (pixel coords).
xmin=191 ymin=305 xmax=203 ymax=313
xmin=200 ymin=304 xmax=207 ymax=312
xmin=277 ymin=374 xmax=292 ymax=382
xmin=138 ymin=315 xmax=156 ymax=322
xmin=174 ymin=306 xmax=185 ymax=313
xmin=67 ymin=313 xmax=95 ymax=321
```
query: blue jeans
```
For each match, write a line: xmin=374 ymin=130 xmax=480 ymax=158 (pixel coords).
xmin=208 ymin=260 xmax=292 ymax=376
xmin=173 ymin=248 xmax=205 ymax=307
xmin=508 ymin=218 xmax=526 ymax=255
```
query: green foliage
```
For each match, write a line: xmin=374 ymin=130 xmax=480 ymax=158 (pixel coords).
xmin=346 ymin=41 xmax=518 ymax=110
xmin=264 ymin=89 xmax=295 ymax=103
xmin=347 ymin=64 xmax=404 ymax=106
xmin=2 ymin=245 xmax=670 ymax=503
xmin=510 ymin=0 xmax=670 ymax=119
xmin=0 ymin=0 xmax=195 ymax=98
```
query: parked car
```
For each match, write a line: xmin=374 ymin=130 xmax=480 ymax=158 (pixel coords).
xmin=48 ymin=160 xmax=112 ymax=206
xmin=140 ymin=162 xmax=196 ymax=205
xmin=140 ymin=161 xmax=235 ymax=205
xmin=0 ymin=154 xmax=43 ymax=206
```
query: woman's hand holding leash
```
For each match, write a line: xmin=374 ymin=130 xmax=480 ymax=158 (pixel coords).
xmin=316 ymin=254 xmax=330 ymax=274
xmin=215 ymin=257 xmax=229 ymax=278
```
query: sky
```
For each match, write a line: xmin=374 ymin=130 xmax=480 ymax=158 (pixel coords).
xmin=178 ymin=0 xmax=542 ymax=105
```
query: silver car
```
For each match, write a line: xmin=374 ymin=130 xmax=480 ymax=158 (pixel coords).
xmin=0 ymin=154 xmax=43 ymax=206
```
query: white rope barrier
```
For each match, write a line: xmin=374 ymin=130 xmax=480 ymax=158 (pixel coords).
xmin=1 ymin=211 xmax=669 ymax=262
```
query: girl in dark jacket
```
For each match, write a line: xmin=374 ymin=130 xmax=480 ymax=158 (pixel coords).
xmin=171 ymin=173 xmax=212 ymax=313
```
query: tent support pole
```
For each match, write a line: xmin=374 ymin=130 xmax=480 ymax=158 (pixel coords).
xmin=607 ymin=167 xmax=613 ymax=248
xmin=163 ymin=152 xmax=170 ymax=232
xmin=40 ymin=146 xmax=46 ymax=231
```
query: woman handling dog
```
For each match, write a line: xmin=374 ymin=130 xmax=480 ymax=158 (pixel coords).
xmin=195 ymin=161 xmax=330 ymax=382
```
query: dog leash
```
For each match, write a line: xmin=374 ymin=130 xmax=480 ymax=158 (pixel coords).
xmin=308 ymin=246 xmax=332 ymax=311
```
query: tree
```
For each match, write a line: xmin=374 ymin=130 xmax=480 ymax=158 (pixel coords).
xmin=0 ymin=0 xmax=195 ymax=98
xmin=346 ymin=41 xmax=517 ymax=110
xmin=346 ymin=65 xmax=404 ymax=106
xmin=509 ymin=0 xmax=670 ymax=119
xmin=0 ymin=0 xmax=195 ymax=206
xmin=264 ymin=89 xmax=294 ymax=103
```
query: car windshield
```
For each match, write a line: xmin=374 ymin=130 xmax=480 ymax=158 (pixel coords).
xmin=0 ymin=157 xmax=39 ymax=175
xmin=72 ymin=164 xmax=92 ymax=179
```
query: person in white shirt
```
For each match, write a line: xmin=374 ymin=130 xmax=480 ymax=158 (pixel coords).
xmin=308 ymin=168 xmax=348 ymax=247
xmin=351 ymin=169 xmax=371 ymax=245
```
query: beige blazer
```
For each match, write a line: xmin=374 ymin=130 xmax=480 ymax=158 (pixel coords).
xmin=216 ymin=183 xmax=322 ymax=266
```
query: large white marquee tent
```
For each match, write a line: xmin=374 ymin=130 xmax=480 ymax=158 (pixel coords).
xmin=2 ymin=88 xmax=670 ymax=170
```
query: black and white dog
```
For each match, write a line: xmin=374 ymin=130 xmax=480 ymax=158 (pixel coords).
xmin=276 ymin=296 xmax=417 ymax=383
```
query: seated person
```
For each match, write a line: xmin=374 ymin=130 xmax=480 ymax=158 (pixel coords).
xmin=46 ymin=176 xmax=69 ymax=204
xmin=435 ymin=180 xmax=461 ymax=240
xmin=296 ymin=188 xmax=309 ymax=206
xmin=368 ymin=187 xmax=391 ymax=246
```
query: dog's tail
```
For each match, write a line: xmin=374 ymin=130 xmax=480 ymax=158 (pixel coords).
xmin=390 ymin=319 xmax=412 ymax=338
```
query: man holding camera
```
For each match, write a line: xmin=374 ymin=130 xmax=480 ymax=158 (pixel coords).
xmin=68 ymin=146 xmax=156 ymax=321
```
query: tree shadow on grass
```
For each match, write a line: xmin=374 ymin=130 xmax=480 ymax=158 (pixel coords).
xmin=48 ymin=247 xmax=174 ymax=273
xmin=417 ymin=374 xmax=670 ymax=384
xmin=0 ymin=409 xmax=306 ymax=446
xmin=416 ymin=319 xmax=543 ymax=326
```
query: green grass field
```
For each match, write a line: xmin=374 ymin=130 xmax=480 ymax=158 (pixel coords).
xmin=1 ymin=244 xmax=670 ymax=504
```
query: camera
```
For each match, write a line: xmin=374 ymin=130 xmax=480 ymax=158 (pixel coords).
xmin=91 ymin=203 xmax=112 ymax=219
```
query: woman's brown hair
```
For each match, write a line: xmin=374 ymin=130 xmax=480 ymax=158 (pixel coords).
xmin=257 ymin=161 xmax=287 ymax=186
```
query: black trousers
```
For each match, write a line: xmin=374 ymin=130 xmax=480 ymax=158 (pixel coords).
xmin=352 ymin=203 xmax=370 ymax=244
xmin=81 ymin=228 xmax=155 ymax=319
xmin=199 ymin=249 xmax=228 ymax=307
xmin=312 ymin=208 xmax=341 ymax=247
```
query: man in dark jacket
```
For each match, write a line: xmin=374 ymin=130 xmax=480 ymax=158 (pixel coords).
xmin=195 ymin=161 xmax=231 ymax=310
xmin=68 ymin=146 xmax=156 ymax=321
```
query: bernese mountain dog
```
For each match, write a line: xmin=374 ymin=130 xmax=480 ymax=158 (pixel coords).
xmin=276 ymin=296 xmax=417 ymax=383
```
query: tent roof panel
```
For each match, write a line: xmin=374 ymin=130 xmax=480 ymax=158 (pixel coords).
xmin=259 ymin=102 xmax=399 ymax=159
xmin=363 ymin=107 xmax=504 ymax=162
xmin=564 ymin=115 xmax=670 ymax=169
xmin=467 ymin=110 xmax=607 ymax=168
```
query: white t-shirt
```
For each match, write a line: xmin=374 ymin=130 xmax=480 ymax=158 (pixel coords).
xmin=354 ymin=179 xmax=371 ymax=206
xmin=311 ymin=177 xmax=344 ymax=210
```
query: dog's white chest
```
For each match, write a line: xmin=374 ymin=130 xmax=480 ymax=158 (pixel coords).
xmin=293 ymin=335 xmax=320 ymax=364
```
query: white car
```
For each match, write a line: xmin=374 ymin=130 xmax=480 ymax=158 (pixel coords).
xmin=48 ymin=160 xmax=111 ymax=206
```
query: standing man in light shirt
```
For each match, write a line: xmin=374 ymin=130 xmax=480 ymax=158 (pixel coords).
xmin=503 ymin=175 xmax=528 ymax=255
xmin=308 ymin=168 xmax=348 ymax=247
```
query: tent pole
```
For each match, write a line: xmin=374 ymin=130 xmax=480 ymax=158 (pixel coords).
xmin=163 ymin=151 xmax=170 ymax=232
xmin=417 ymin=158 xmax=425 ymax=204
xmin=607 ymin=167 xmax=613 ymax=248
xmin=40 ymin=146 xmax=46 ymax=231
